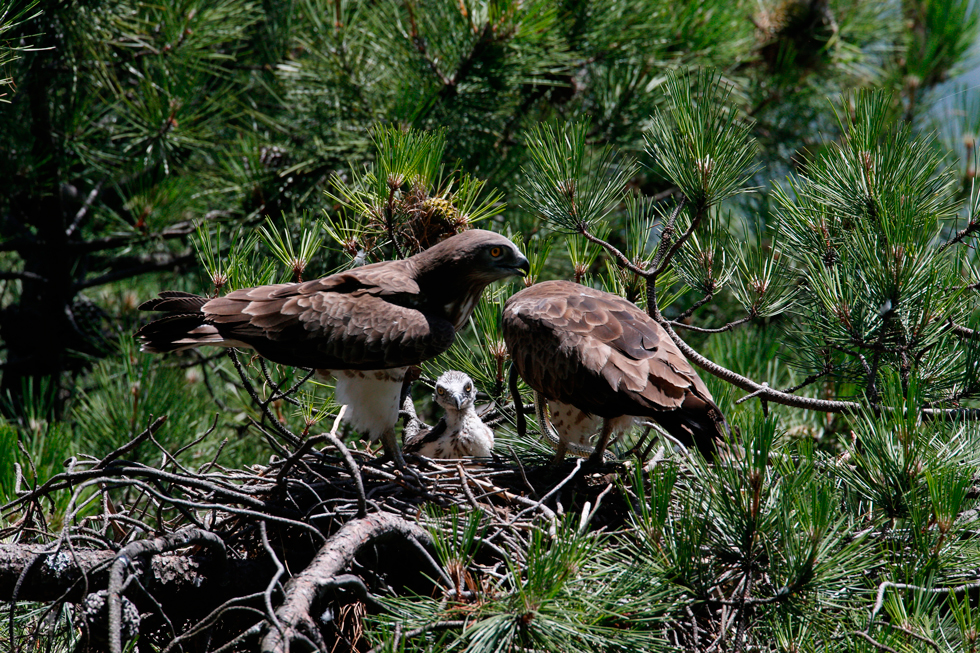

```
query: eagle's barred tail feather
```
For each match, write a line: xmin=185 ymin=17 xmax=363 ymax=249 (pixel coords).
xmin=135 ymin=292 xmax=226 ymax=354
xmin=137 ymin=290 xmax=209 ymax=314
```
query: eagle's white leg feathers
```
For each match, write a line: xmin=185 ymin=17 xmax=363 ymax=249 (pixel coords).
xmin=319 ymin=367 xmax=408 ymax=442
xmin=308 ymin=368 xmax=414 ymax=480
xmin=319 ymin=367 xmax=421 ymax=473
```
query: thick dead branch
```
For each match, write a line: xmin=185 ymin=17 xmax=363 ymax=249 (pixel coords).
xmin=0 ymin=543 xmax=257 ymax=602
xmin=259 ymin=512 xmax=433 ymax=653
xmin=108 ymin=529 xmax=228 ymax=653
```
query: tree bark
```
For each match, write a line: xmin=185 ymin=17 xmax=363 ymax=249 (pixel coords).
xmin=0 ymin=542 xmax=261 ymax=603
xmin=261 ymin=512 xmax=433 ymax=653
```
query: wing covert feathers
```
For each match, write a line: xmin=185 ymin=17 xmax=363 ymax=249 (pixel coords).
xmin=503 ymin=280 xmax=726 ymax=457
xmin=135 ymin=276 xmax=454 ymax=368
xmin=135 ymin=229 xmax=527 ymax=370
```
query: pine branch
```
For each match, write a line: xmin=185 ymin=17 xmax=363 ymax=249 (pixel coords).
xmin=65 ymin=179 xmax=105 ymax=238
xmin=647 ymin=279 xmax=860 ymax=412
xmin=582 ymin=218 xmax=862 ymax=414
xmin=579 ymin=228 xmax=648 ymax=277
xmin=72 ymin=253 xmax=196 ymax=291
xmin=945 ymin=319 xmax=977 ymax=339
xmin=674 ymin=292 xmax=714 ymax=321
xmin=670 ymin=316 xmax=751 ymax=334
xmin=571 ymin=230 xmax=980 ymax=420
xmin=781 ymin=363 xmax=833 ymax=394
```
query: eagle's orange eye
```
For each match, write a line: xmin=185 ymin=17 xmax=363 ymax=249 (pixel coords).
xmin=465 ymin=384 xmax=472 ymax=393
xmin=437 ymin=387 xmax=445 ymax=395
xmin=490 ymin=246 xmax=502 ymax=257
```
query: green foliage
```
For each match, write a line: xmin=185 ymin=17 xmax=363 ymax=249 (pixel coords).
xmin=6 ymin=1 xmax=980 ymax=651
xmin=731 ymin=232 xmax=798 ymax=318
xmin=278 ymin=0 xmax=568 ymax=176
xmin=623 ymin=413 xmax=895 ymax=648
xmin=774 ymin=91 xmax=972 ymax=399
xmin=0 ymin=420 xmax=75 ymax=511
xmin=0 ymin=0 xmax=39 ymax=101
xmin=517 ymin=233 xmax=555 ymax=288
xmin=519 ymin=121 xmax=638 ymax=233
xmin=326 ymin=125 xmax=504 ymax=259
xmin=376 ymin=516 xmax=671 ymax=653
xmin=195 ymin=223 xmax=281 ymax=293
xmin=903 ymin=0 xmax=980 ymax=91
xmin=258 ymin=213 xmax=326 ymax=282
xmin=673 ymin=211 xmax=736 ymax=297
xmin=71 ymin=339 xmax=232 ymax=463
xmin=645 ymin=70 xmax=758 ymax=211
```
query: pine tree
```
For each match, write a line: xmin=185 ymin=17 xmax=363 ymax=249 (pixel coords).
xmin=2 ymin=1 xmax=980 ymax=652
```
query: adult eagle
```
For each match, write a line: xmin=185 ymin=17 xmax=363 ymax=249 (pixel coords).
xmin=136 ymin=229 xmax=529 ymax=467
xmin=502 ymin=280 xmax=726 ymax=463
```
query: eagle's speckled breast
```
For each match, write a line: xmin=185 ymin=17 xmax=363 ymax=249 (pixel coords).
xmin=413 ymin=404 xmax=494 ymax=458
xmin=547 ymin=400 xmax=635 ymax=449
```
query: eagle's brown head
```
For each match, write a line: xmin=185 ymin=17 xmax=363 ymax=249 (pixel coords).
xmin=416 ymin=229 xmax=529 ymax=283
xmin=413 ymin=229 xmax=529 ymax=329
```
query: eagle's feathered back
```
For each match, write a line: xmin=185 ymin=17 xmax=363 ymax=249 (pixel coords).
xmin=136 ymin=229 xmax=529 ymax=371
xmin=503 ymin=280 xmax=726 ymax=457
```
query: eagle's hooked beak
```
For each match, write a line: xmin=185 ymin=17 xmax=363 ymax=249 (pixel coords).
xmin=452 ymin=392 xmax=465 ymax=411
xmin=514 ymin=254 xmax=530 ymax=277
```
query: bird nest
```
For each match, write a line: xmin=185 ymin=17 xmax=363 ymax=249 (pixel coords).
xmin=1 ymin=399 xmax=635 ymax=653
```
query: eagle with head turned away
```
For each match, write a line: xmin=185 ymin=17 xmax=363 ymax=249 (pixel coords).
xmin=404 ymin=370 xmax=494 ymax=459
xmin=502 ymin=280 xmax=727 ymax=464
xmin=136 ymin=229 xmax=529 ymax=468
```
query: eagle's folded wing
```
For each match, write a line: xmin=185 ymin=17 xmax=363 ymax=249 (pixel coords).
xmin=504 ymin=280 xmax=726 ymax=457
xmin=202 ymin=280 xmax=453 ymax=370
xmin=403 ymin=419 xmax=447 ymax=453
xmin=506 ymin=284 xmax=708 ymax=416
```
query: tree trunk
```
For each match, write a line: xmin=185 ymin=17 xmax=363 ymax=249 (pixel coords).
xmin=1 ymin=26 xmax=77 ymax=416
